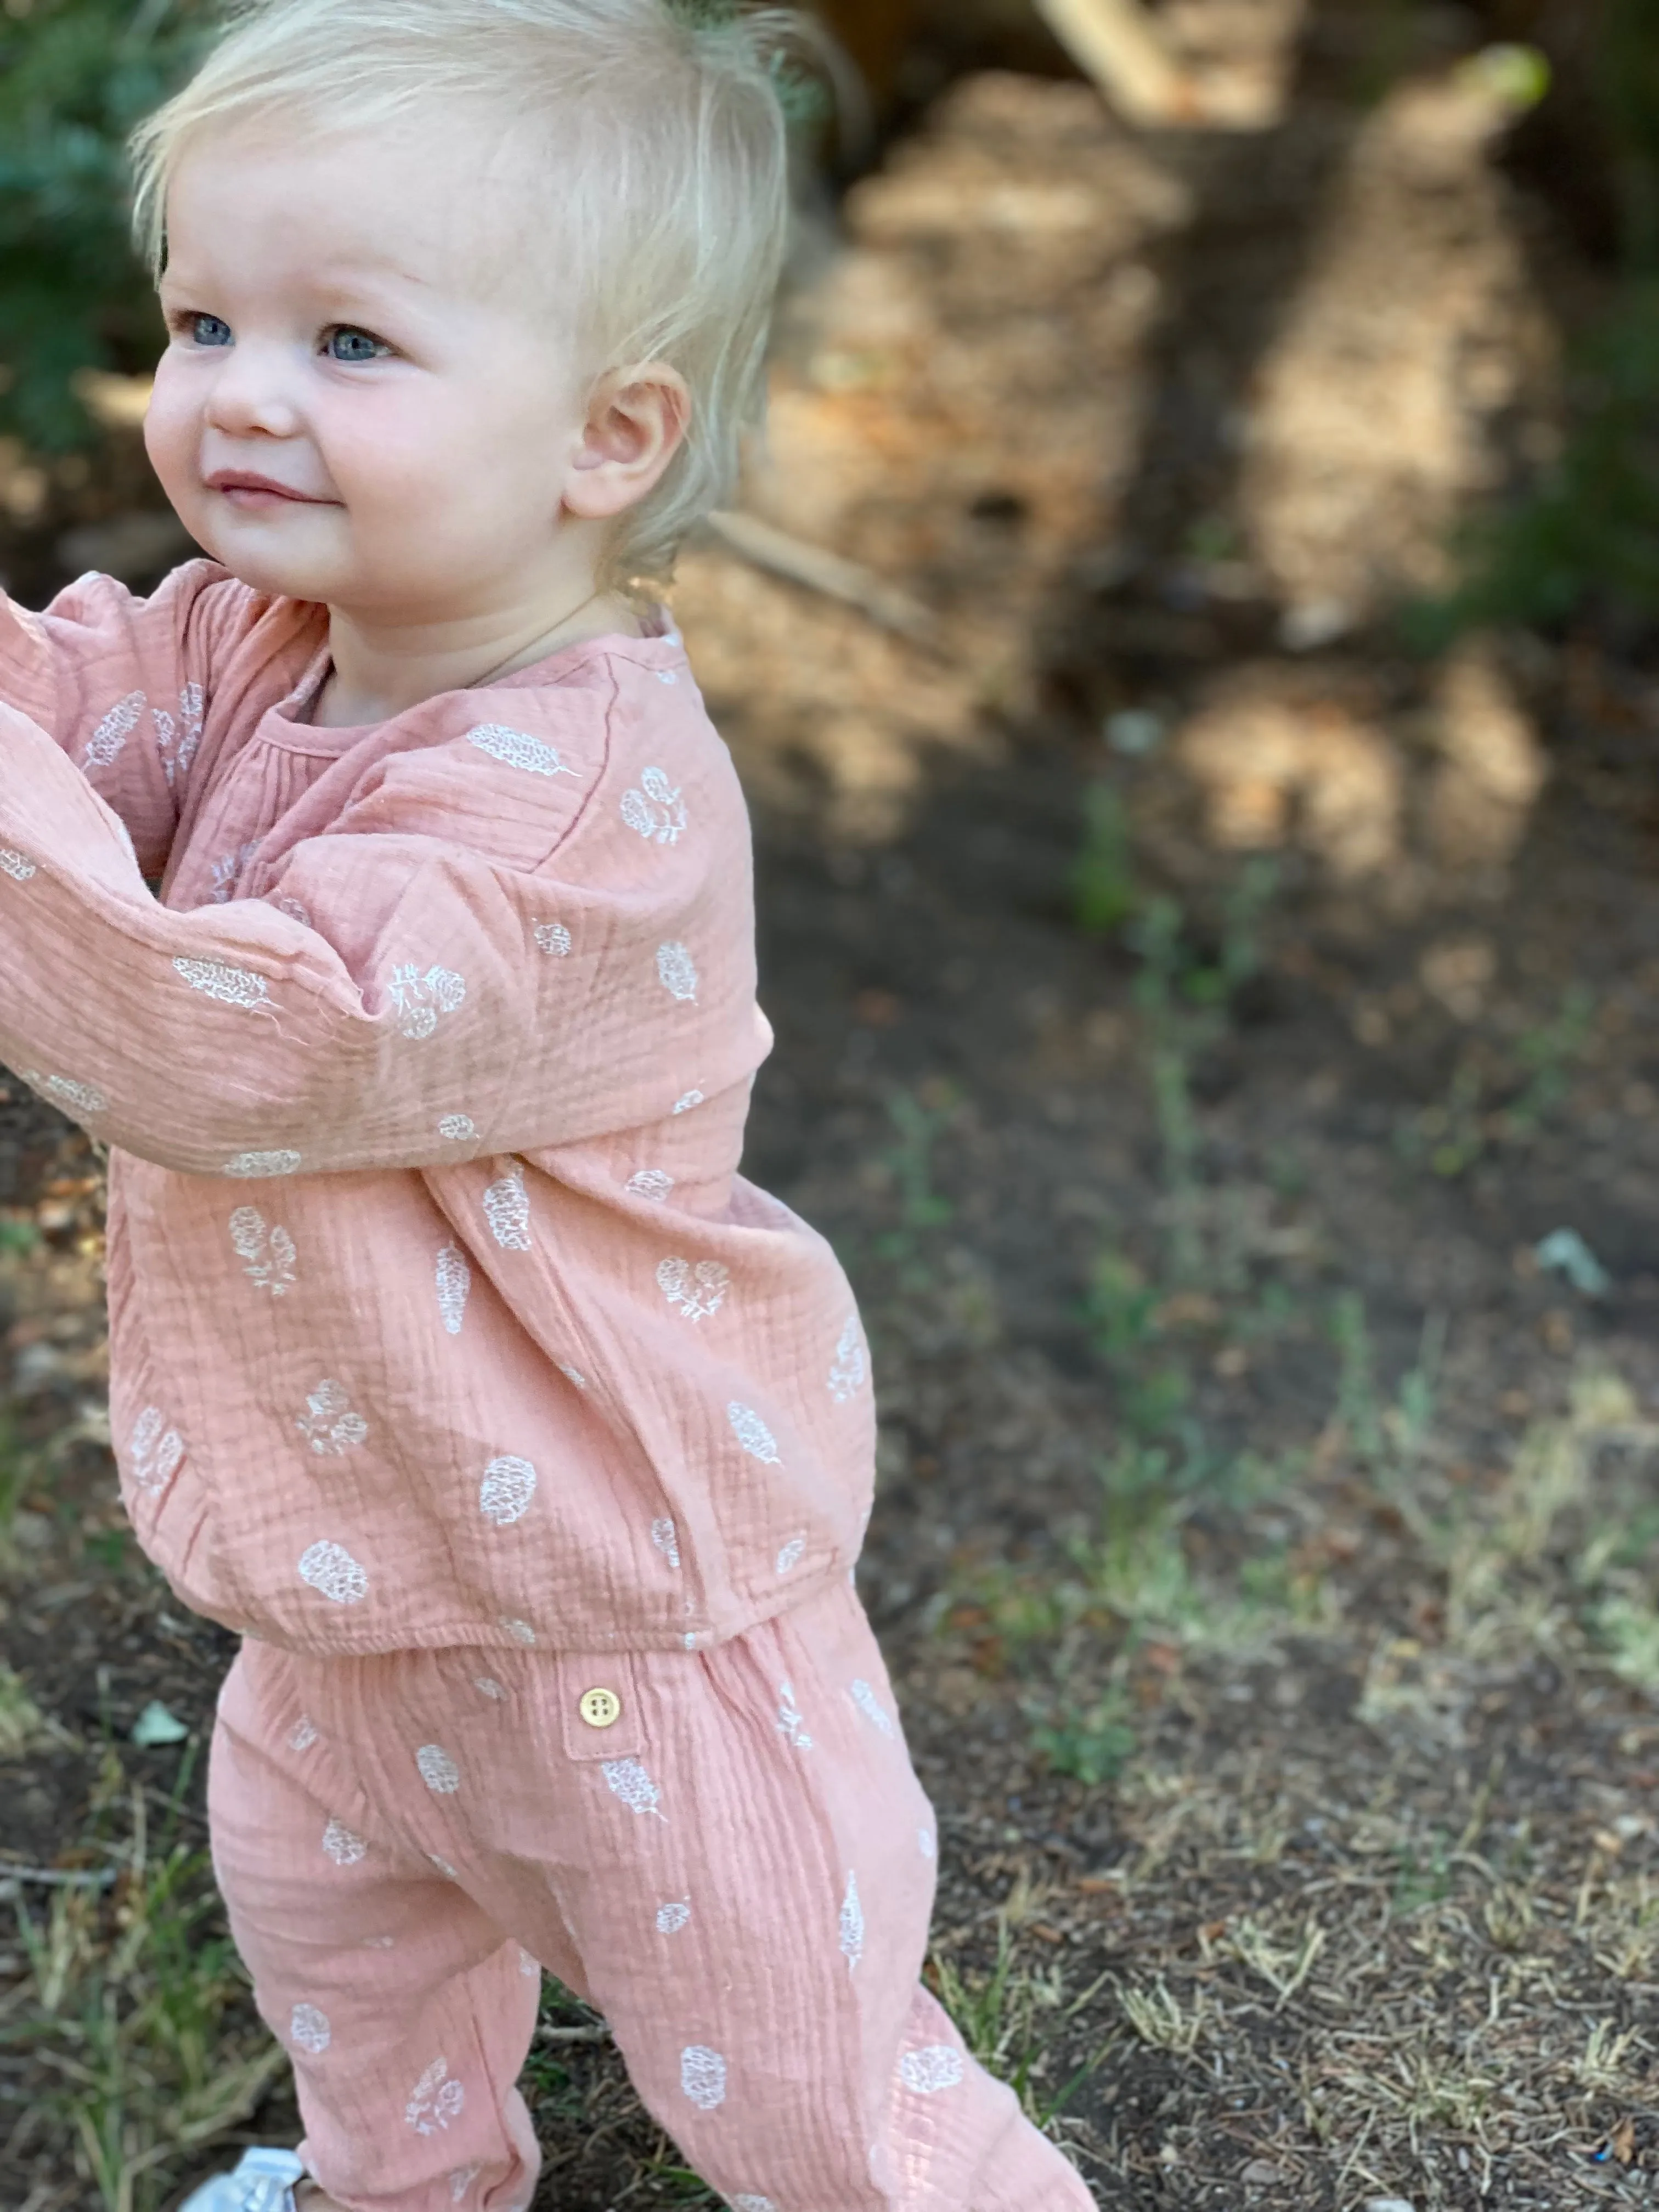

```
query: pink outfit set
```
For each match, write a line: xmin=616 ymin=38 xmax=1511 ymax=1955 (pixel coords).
xmin=0 ymin=562 xmax=1093 ymax=2211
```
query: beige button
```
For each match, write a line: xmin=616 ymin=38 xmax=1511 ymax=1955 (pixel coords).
xmin=579 ymin=1686 xmax=622 ymax=1730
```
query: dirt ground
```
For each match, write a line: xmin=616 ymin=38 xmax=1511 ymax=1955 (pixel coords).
xmin=5 ymin=7 xmax=1659 ymax=2210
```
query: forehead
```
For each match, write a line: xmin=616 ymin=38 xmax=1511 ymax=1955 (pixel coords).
xmin=162 ymin=110 xmax=549 ymax=303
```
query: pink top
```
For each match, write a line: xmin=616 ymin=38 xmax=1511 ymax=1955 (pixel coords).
xmin=0 ymin=561 xmax=874 ymax=1655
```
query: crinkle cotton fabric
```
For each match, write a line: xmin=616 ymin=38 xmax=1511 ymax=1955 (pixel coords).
xmin=211 ymin=1581 xmax=1094 ymax=2211
xmin=0 ymin=563 xmax=876 ymax=1653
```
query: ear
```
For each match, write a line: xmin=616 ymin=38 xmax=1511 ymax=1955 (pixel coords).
xmin=562 ymin=363 xmax=692 ymax=523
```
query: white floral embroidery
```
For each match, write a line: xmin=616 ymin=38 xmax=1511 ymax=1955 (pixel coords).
xmin=602 ymin=1757 xmax=667 ymax=1821
xmin=473 ymin=1676 xmax=506 ymax=1701
xmin=776 ymin=1681 xmax=812 ymax=1751
xmin=776 ymin=1536 xmax=806 ymax=1576
xmin=657 ymin=941 xmax=699 ymax=1003
xmin=559 ymin=1363 xmax=588 ymax=1391
xmin=275 ymin=893 xmax=312 ymax=929
xmin=483 ymin=1168 xmax=532 ymax=1251
xmin=501 ymin=1617 xmax=537 ymax=1646
xmin=730 ymin=2199 xmax=776 ymax=2212
xmin=479 ymin=1455 xmax=537 ymax=1526
xmin=900 ymin=2046 xmax=965 ymax=2095
xmin=297 ymin=1379 xmax=368 ymax=1456
xmin=620 ymin=767 xmax=689 ymax=845
xmin=299 ymin=1541 xmax=369 ymax=1606
xmin=417 ymin=1745 xmax=461 ymax=1794
xmin=387 ymin=963 xmax=466 ymax=1040
xmin=224 ymin=1150 xmax=302 ymax=1178
xmin=849 ymin=1679 xmax=896 ymax=1739
xmin=534 ymin=921 xmax=573 ymax=958
xmin=172 ymin=956 xmax=272 ymax=1012
xmin=839 ymin=1871 xmax=864 ymax=1971
xmin=518 ymin=1947 xmax=539 ymax=1978
xmin=210 ymin=839 xmax=259 ymax=904
xmin=828 ymin=1313 xmax=868 ymax=1403
xmin=436 ymin=1243 xmax=471 ymax=1336
xmin=84 ymin=689 xmax=146 ymax=769
xmin=290 ymin=2002 xmax=331 ymax=2055
xmin=438 ymin=1114 xmax=478 ymax=1142
xmin=672 ymin=1090 xmax=706 ymax=1115
xmin=322 ymin=1816 xmax=368 ymax=1865
xmin=406 ymin=2056 xmax=466 ymax=2135
xmin=465 ymin=723 xmax=578 ymax=778
xmin=229 ymin=1206 xmax=296 ymax=1295
xmin=657 ymin=670 xmax=679 ymax=686
xmin=449 ymin=2165 xmax=482 ymax=2205
xmin=430 ymin=1854 xmax=459 ymax=1881
xmin=626 ymin=1169 xmax=675 ymax=1203
xmin=0 ymin=849 xmax=36 ymax=882
xmin=729 ymin=1403 xmax=781 ymax=1465
xmin=680 ymin=2045 xmax=727 ymax=2111
xmin=651 ymin=1517 xmax=681 ymax=1570
xmin=27 ymin=1072 xmax=108 ymax=1118
xmin=656 ymin=1899 xmax=691 ymax=1934
xmin=918 ymin=1827 xmax=936 ymax=1859
xmin=289 ymin=1714 xmax=319 ymax=1753
xmin=657 ymin=1256 xmax=729 ymax=1323
xmin=129 ymin=1407 xmax=184 ymax=1494
xmin=153 ymin=684 xmax=202 ymax=788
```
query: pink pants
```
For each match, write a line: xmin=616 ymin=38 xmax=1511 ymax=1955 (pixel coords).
xmin=208 ymin=1582 xmax=1095 ymax=2211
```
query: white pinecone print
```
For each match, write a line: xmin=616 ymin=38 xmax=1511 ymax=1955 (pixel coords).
xmin=656 ymin=941 xmax=699 ymax=1003
xmin=297 ymin=1379 xmax=368 ymax=1455
xmin=439 ymin=1114 xmax=478 ymax=1142
xmin=321 ymin=1816 xmax=368 ymax=1865
xmin=776 ymin=1681 xmax=812 ymax=1751
xmin=473 ymin=1677 xmax=506 ymax=1701
xmin=625 ymin=1169 xmax=675 ymax=1203
xmin=919 ymin=1827 xmax=936 ymax=1858
xmin=849 ymin=1679 xmax=896 ymax=1738
xmin=775 ymin=1536 xmax=806 ymax=1576
xmin=84 ymin=689 xmax=145 ymax=769
xmin=839 ymin=1871 xmax=864 ymax=1971
xmin=651 ymin=1517 xmax=681 ymax=1569
xmin=210 ymin=839 xmax=259 ymax=904
xmin=828 ymin=1312 xmax=868 ymax=1402
xmin=25 ymin=1071 xmax=108 ymax=1118
xmin=298 ymin=1540 xmax=369 ymax=1605
xmin=0 ymin=848 xmax=36 ymax=881
xmin=679 ymin=2045 xmax=727 ymax=2111
xmin=478 ymin=1455 xmax=537 ymax=1526
xmin=229 ymin=1206 xmax=296 ymax=1295
xmin=483 ymin=1168 xmax=532 ymax=1251
xmin=500 ymin=1616 xmax=537 ymax=1645
xmin=436 ymin=1243 xmax=471 ymax=1336
xmin=656 ymin=1256 xmax=729 ymax=1323
xmin=172 ymin=957 xmax=273 ymax=1012
xmin=387 ymin=962 xmax=466 ymax=1040
xmin=900 ymin=2045 xmax=965 ymax=2095
xmin=602 ymin=1757 xmax=668 ymax=1821
xmin=656 ymin=1899 xmax=691 ymax=1933
xmin=534 ymin=921 xmax=573 ymax=957
xmin=290 ymin=2002 xmax=331 ymax=2054
xmin=448 ymin=2164 xmax=482 ymax=2204
xmin=289 ymin=1715 xmax=319 ymax=1752
xmin=153 ymin=684 xmax=202 ymax=787
xmin=730 ymin=2199 xmax=777 ymax=2212
xmin=672 ymin=1090 xmax=705 ymax=1115
xmin=465 ymin=723 xmax=579 ymax=777
xmin=620 ymin=767 xmax=689 ymax=845
xmin=560 ymin=1363 xmax=588 ymax=1391
xmin=727 ymin=1403 xmax=780 ymax=1464
xmin=405 ymin=2055 xmax=466 ymax=2135
xmin=223 ymin=1150 xmax=302 ymax=1178
xmin=417 ymin=1744 xmax=461 ymax=1794
xmin=129 ymin=1406 xmax=184 ymax=1494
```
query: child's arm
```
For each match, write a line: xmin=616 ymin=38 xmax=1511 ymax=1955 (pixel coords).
xmin=0 ymin=561 xmax=253 ymax=876
xmin=0 ymin=687 xmax=762 ymax=1176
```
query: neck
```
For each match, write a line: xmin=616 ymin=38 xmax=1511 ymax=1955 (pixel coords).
xmin=312 ymin=573 xmax=641 ymax=730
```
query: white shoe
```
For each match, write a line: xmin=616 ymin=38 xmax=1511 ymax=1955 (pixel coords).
xmin=178 ymin=2147 xmax=307 ymax=2212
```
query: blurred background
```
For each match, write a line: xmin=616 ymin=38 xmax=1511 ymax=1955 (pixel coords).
xmin=5 ymin=3 xmax=1659 ymax=2208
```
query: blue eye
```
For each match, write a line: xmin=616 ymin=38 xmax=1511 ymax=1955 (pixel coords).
xmin=326 ymin=327 xmax=389 ymax=363
xmin=190 ymin=314 xmax=233 ymax=348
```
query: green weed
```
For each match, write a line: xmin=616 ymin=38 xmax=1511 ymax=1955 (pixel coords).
xmin=1071 ymin=783 xmax=1137 ymax=938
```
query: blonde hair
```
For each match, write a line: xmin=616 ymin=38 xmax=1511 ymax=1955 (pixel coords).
xmin=129 ymin=0 xmax=804 ymax=586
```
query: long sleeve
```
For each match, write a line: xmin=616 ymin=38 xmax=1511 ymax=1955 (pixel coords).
xmin=0 ymin=560 xmax=266 ymax=875
xmin=0 ymin=660 xmax=768 ymax=1179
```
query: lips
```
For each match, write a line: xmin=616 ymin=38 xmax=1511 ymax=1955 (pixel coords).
xmin=205 ymin=470 xmax=330 ymax=504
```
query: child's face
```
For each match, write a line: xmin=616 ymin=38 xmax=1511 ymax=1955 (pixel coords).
xmin=146 ymin=120 xmax=611 ymax=619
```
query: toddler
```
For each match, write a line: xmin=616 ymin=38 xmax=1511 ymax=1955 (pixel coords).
xmin=0 ymin=4 xmax=1097 ymax=2208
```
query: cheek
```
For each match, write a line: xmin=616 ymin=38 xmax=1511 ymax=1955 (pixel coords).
xmin=143 ymin=363 xmax=197 ymax=490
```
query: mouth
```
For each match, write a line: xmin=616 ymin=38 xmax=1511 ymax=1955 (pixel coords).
xmin=205 ymin=471 xmax=333 ymax=507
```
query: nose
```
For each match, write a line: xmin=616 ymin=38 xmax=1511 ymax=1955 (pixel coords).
xmin=201 ymin=340 xmax=303 ymax=441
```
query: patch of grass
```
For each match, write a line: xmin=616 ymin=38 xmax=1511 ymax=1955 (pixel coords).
xmin=1396 ymin=989 xmax=1596 ymax=1181
xmin=1071 ymin=783 xmax=1137 ymax=938
xmin=1 ymin=1747 xmax=283 ymax=2212
xmin=1117 ymin=1976 xmax=1207 ymax=2057
xmin=933 ymin=1905 xmax=1109 ymax=2129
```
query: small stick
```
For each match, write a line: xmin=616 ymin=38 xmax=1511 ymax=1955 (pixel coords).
xmin=703 ymin=510 xmax=940 ymax=644
xmin=535 ymin=2022 xmax=613 ymax=2045
xmin=1033 ymin=0 xmax=1200 ymax=124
